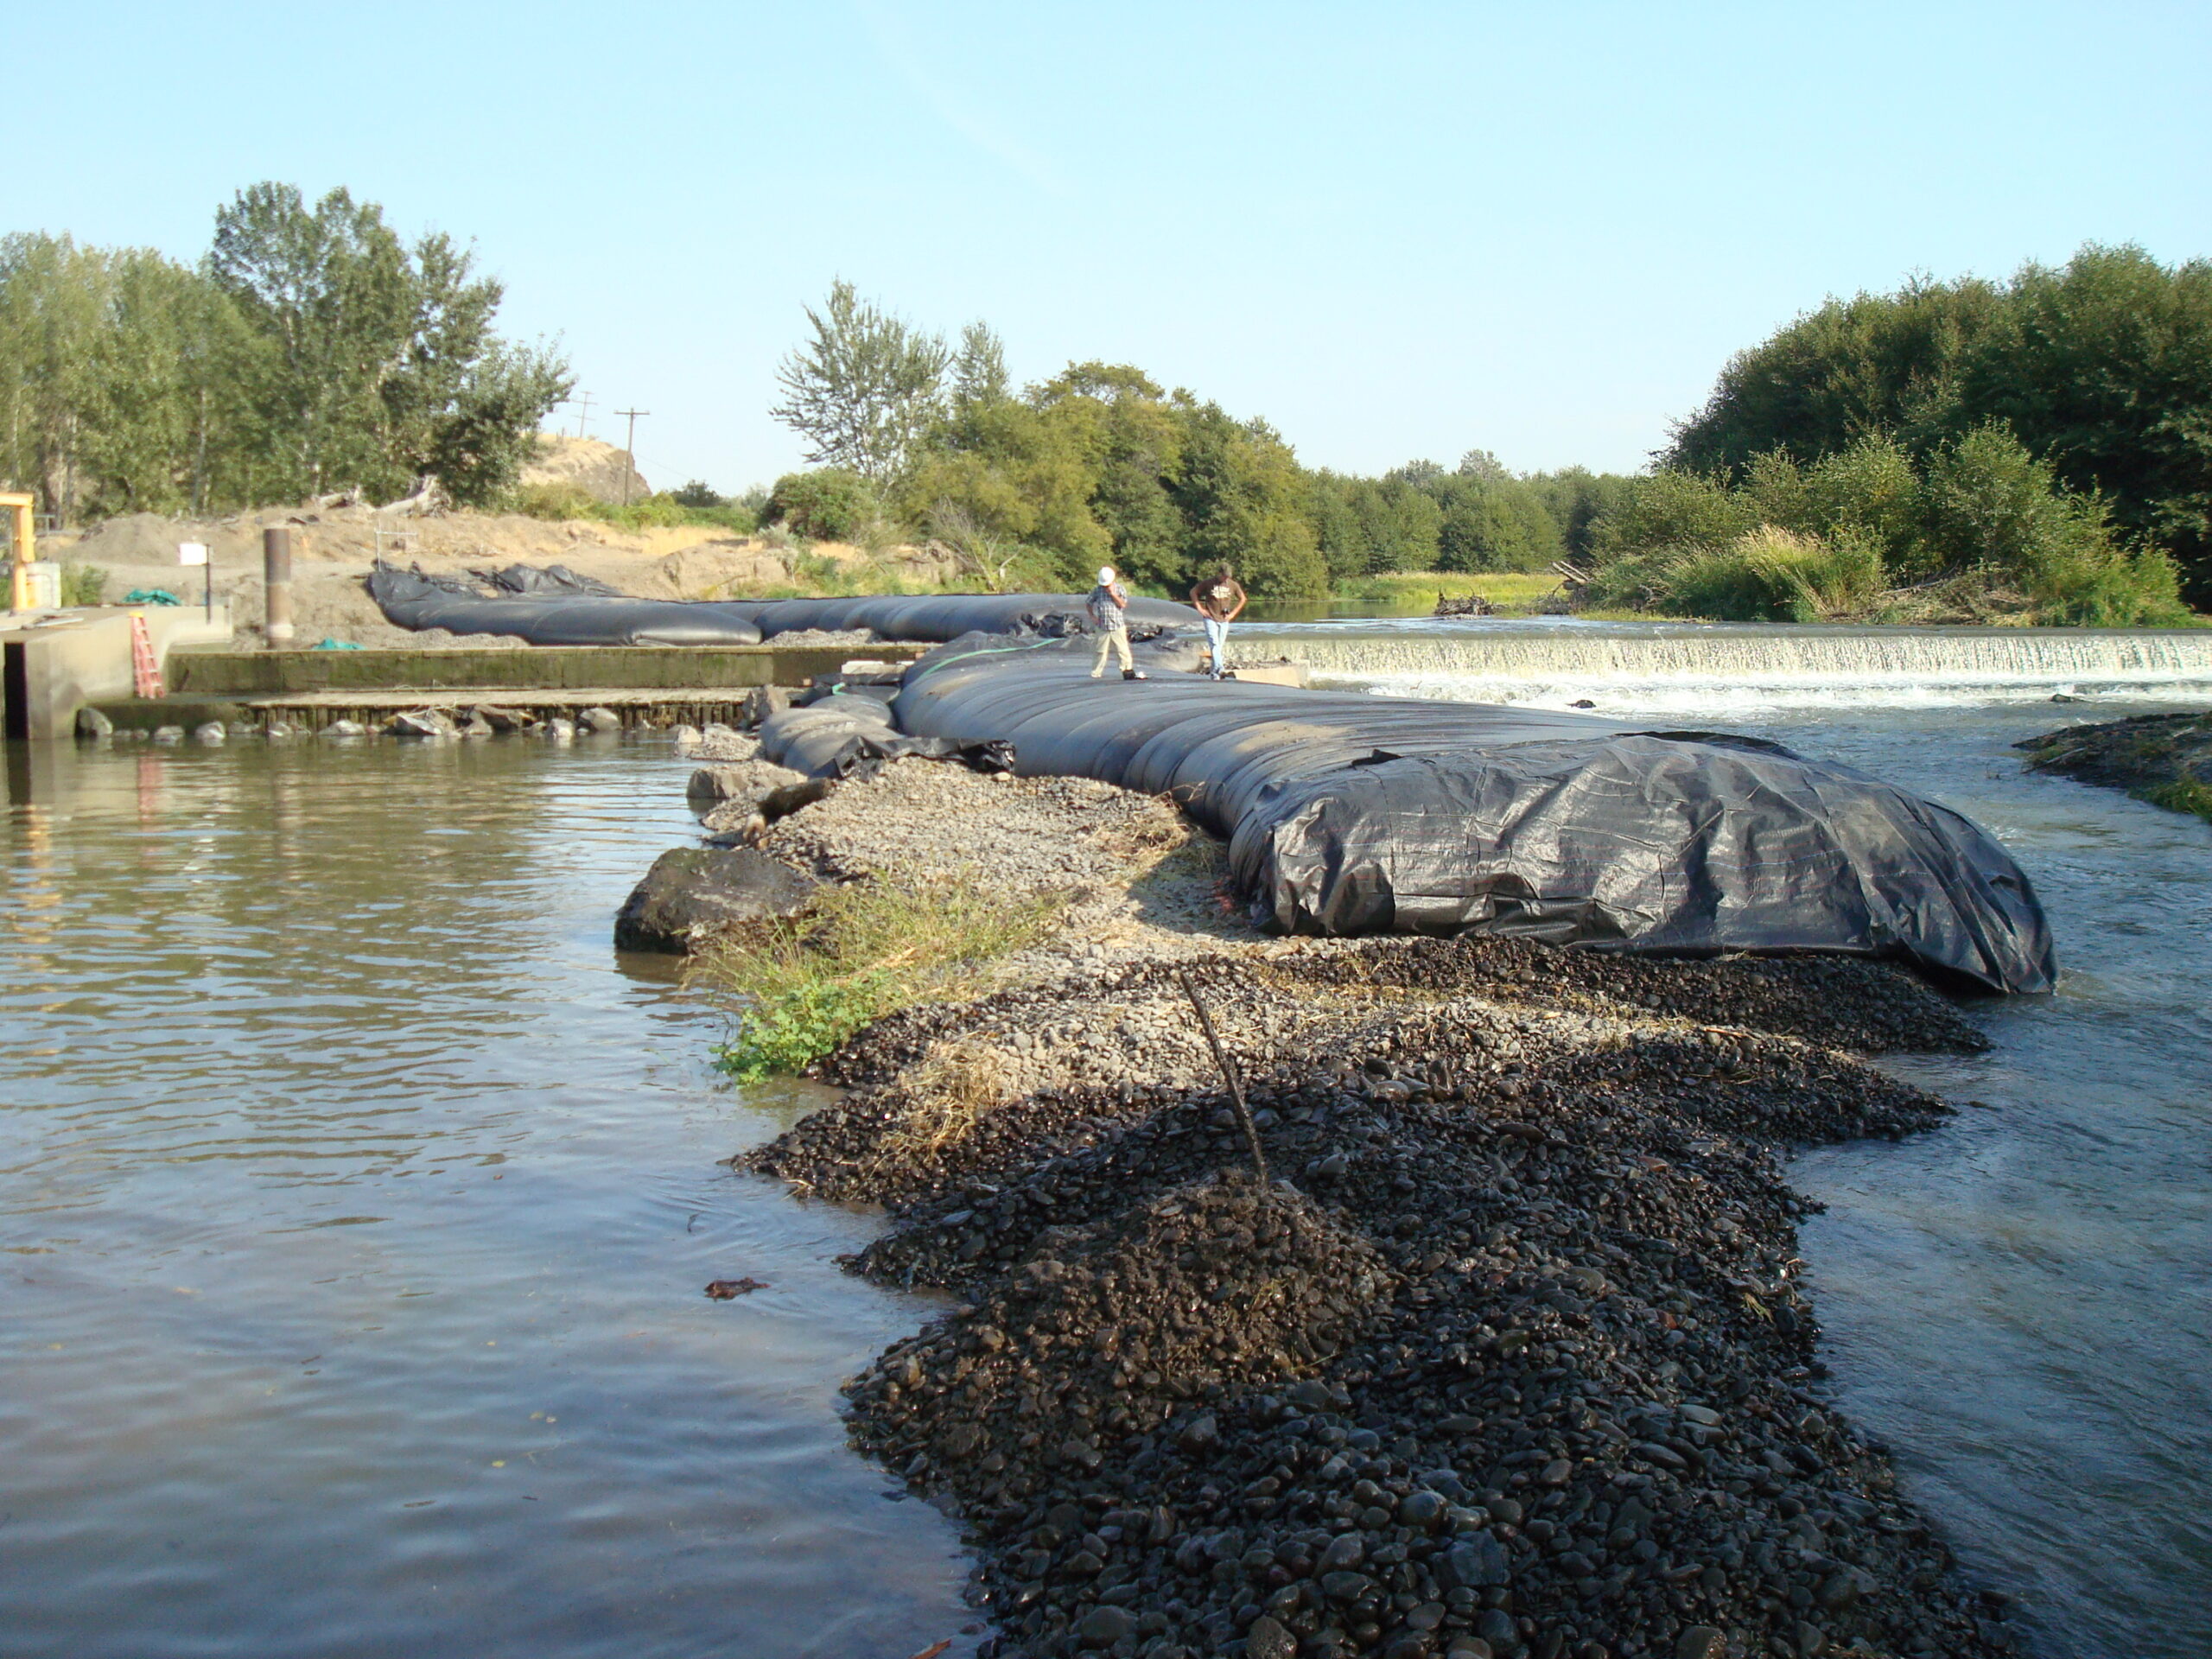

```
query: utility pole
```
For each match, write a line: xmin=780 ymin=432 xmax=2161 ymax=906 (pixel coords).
xmin=570 ymin=391 xmax=595 ymax=440
xmin=615 ymin=409 xmax=649 ymax=505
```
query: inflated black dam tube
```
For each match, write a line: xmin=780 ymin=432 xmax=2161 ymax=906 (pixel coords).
xmin=365 ymin=564 xmax=1199 ymax=647
xmin=882 ymin=632 xmax=2056 ymax=994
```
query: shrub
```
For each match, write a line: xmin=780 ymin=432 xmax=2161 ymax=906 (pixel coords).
xmin=506 ymin=481 xmax=754 ymax=533
xmin=1598 ymin=526 xmax=1887 ymax=623
xmin=60 ymin=562 xmax=107 ymax=607
xmin=763 ymin=467 xmax=876 ymax=542
xmin=509 ymin=480 xmax=599 ymax=519
xmin=1740 ymin=525 xmax=1887 ymax=622
xmin=696 ymin=869 xmax=1066 ymax=1082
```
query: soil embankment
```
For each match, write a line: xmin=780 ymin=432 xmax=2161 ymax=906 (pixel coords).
xmin=42 ymin=503 xmax=955 ymax=650
xmin=685 ymin=751 xmax=2020 ymax=1659
xmin=2018 ymin=711 xmax=2212 ymax=820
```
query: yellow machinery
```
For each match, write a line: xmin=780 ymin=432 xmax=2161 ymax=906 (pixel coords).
xmin=3 ymin=493 xmax=33 ymax=612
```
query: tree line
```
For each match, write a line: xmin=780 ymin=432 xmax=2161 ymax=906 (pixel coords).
xmin=769 ymin=248 xmax=2208 ymax=621
xmin=0 ymin=183 xmax=570 ymax=522
xmin=1649 ymin=244 xmax=2210 ymax=619
xmin=766 ymin=282 xmax=1626 ymax=598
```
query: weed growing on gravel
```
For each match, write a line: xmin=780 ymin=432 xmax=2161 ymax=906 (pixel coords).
xmin=700 ymin=870 xmax=1066 ymax=1082
xmin=2143 ymin=777 xmax=2212 ymax=822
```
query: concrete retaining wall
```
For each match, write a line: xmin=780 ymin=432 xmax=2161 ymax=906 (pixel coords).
xmin=3 ymin=607 xmax=232 ymax=741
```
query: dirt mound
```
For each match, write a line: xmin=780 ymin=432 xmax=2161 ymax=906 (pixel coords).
xmin=519 ymin=434 xmax=650 ymax=504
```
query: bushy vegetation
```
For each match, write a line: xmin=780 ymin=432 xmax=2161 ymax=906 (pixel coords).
xmin=0 ymin=185 xmax=569 ymax=521
xmin=59 ymin=562 xmax=107 ymax=607
xmin=508 ymin=480 xmax=755 ymax=534
xmin=1585 ymin=429 xmax=2188 ymax=626
xmin=763 ymin=290 xmax=1628 ymax=601
xmin=1669 ymin=244 xmax=2212 ymax=602
xmin=761 ymin=467 xmax=878 ymax=542
xmin=698 ymin=871 xmax=1065 ymax=1082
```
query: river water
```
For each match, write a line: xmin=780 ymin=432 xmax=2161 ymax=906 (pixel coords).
xmin=3 ymin=625 xmax=2209 ymax=1658
xmin=0 ymin=740 xmax=976 ymax=1659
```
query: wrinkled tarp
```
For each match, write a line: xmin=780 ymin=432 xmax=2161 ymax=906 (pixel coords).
xmin=888 ymin=632 xmax=2056 ymax=993
xmin=758 ymin=694 xmax=1014 ymax=780
xmin=477 ymin=562 xmax=621 ymax=597
xmin=369 ymin=562 xmax=768 ymax=645
xmin=366 ymin=566 xmax=1199 ymax=646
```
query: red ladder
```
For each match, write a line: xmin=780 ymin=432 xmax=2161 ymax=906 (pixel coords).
xmin=130 ymin=612 xmax=164 ymax=699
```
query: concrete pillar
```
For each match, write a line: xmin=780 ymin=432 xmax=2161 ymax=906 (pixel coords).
xmin=263 ymin=526 xmax=295 ymax=648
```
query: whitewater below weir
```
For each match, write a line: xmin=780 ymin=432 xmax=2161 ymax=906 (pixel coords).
xmin=3 ymin=624 xmax=2208 ymax=1659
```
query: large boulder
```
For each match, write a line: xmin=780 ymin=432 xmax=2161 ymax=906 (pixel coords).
xmin=613 ymin=847 xmax=817 ymax=954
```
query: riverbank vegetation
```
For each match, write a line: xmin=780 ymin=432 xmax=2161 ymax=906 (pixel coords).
xmin=1584 ymin=428 xmax=2189 ymax=626
xmin=700 ymin=871 xmax=1065 ymax=1082
xmin=8 ymin=187 xmax=2202 ymax=628
xmin=760 ymin=248 xmax=2207 ymax=623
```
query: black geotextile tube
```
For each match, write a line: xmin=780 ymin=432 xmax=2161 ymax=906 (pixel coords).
xmin=367 ymin=562 xmax=768 ymax=645
xmin=890 ymin=633 xmax=2057 ymax=994
xmin=365 ymin=565 xmax=1200 ymax=646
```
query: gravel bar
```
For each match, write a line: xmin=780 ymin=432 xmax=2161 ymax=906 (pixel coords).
xmin=718 ymin=761 xmax=2019 ymax=1659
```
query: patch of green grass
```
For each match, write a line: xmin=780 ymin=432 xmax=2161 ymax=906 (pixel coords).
xmin=694 ymin=869 xmax=1068 ymax=1081
xmin=2140 ymin=779 xmax=2212 ymax=823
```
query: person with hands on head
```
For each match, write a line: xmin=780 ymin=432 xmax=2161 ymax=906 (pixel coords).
xmin=1087 ymin=565 xmax=1144 ymax=680
xmin=1188 ymin=563 xmax=1248 ymax=679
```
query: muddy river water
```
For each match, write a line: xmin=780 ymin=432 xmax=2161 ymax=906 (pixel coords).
xmin=2 ymin=672 xmax=2207 ymax=1657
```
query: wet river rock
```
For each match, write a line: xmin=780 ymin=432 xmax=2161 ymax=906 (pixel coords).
xmin=742 ymin=939 xmax=2016 ymax=1659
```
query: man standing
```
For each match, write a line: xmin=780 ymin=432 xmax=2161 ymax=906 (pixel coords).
xmin=1087 ymin=565 xmax=1143 ymax=680
xmin=1188 ymin=563 xmax=1248 ymax=679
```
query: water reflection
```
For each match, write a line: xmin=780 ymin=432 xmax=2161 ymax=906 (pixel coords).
xmin=0 ymin=741 xmax=977 ymax=1659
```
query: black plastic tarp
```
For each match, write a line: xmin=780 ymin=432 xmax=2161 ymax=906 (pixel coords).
xmin=368 ymin=562 xmax=768 ymax=645
xmin=757 ymin=693 xmax=1012 ymax=779
xmin=888 ymin=632 xmax=2056 ymax=993
xmin=366 ymin=566 xmax=1198 ymax=647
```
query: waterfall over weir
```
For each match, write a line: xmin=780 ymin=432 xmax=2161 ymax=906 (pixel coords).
xmin=1237 ymin=620 xmax=2212 ymax=708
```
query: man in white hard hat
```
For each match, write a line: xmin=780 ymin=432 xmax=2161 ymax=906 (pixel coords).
xmin=1087 ymin=565 xmax=1143 ymax=680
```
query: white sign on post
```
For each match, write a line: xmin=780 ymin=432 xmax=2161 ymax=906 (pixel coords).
xmin=178 ymin=543 xmax=209 ymax=566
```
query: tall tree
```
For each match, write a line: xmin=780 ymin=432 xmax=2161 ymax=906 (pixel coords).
xmin=771 ymin=280 xmax=949 ymax=484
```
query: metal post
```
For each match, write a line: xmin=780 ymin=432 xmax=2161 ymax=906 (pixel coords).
xmin=263 ymin=526 xmax=294 ymax=648
xmin=3 ymin=493 xmax=34 ymax=613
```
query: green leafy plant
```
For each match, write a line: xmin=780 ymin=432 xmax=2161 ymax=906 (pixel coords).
xmin=696 ymin=869 xmax=1065 ymax=1083
xmin=506 ymin=480 xmax=754 ymax=533
xmin=60 ymin=561 xmax=106 ymax=607
xmin=762 ymin=467 xmax=877 ymax=542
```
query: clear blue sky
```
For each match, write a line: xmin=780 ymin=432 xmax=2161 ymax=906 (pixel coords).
xmin=10 ymin=1 xmax=2208 ymax=493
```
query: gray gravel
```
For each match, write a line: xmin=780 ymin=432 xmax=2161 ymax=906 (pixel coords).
xmin=709 ymin=757 xmax=2018 ymax=1659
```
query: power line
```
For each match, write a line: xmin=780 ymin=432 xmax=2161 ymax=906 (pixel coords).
xmin=614 ymin=409 xmax=650 ymax=505
xmin=569 ymin=390 xmax=596 ymax=440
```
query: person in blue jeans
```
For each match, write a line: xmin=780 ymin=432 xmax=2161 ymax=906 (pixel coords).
xmin=1188 ymin=564 xmax=1248 ymax=679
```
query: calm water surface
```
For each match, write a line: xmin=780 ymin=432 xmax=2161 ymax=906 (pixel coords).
xmin=5 ymin=671 xmax=2209 ymax=1659
xmin=0 ymin=740 xmax=975 ymax=1659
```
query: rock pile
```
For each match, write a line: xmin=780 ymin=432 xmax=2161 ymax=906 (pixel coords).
xmin=744 ymin=949 xmax=2014 ymax=1659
